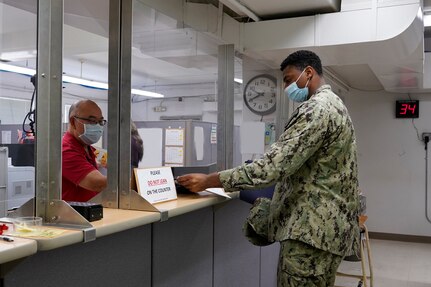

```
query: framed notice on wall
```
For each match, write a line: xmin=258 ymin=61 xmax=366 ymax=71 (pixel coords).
xmin=164 ymin=128 xmax=184 ymax=166
xmin=165 ymin=128 xmax=184 ymax=146
xmin=165 ymin=146 xmax=184 ymax=164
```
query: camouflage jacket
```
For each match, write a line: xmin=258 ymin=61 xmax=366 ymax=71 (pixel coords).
xmin=219 ymin=85 xmax=360 ymax=256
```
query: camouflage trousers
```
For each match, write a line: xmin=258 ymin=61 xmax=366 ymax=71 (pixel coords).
xmin=277 ymin=240 xmax=343 ymax=287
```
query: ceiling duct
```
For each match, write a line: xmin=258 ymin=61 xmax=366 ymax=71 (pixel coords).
xmin=241 ymin=1 xmax=424 ymax=93
xmin=217 ymin=0 xmax=341 ymax=21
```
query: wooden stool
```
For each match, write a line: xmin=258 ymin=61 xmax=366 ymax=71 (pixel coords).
xmin=335 ymin=215 xmax=374 ymax=287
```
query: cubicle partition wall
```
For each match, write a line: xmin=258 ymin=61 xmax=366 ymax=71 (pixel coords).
xmin=135 ymin=120 xmax=241 ymax=168
xmin=0 ymin=125 xmax=35 ymax=212
xmin=0 ymin=124 xmax=35 ymax=166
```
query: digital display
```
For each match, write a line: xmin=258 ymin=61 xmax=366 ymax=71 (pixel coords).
xmin=395 ymin=100 xmax=419 ymax=118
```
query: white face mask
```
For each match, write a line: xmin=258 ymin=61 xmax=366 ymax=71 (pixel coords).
xmin=79 ymin=123 xmax=103 ymax=145
xmin=284 ymin=69 xmax=310 ymax=103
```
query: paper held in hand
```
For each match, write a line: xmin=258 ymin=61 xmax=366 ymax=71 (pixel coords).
xmin=204 ymin=188 xmax=231 ymax=199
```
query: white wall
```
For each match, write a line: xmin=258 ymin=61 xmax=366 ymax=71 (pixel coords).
xmin=345 ymin=90 xmax=431 ymax=236
xmin=0 ymin=85 xmax=108 ymax=125
xmin=0 ymin=85 xmax=33 ymax=125
xmin=0 ymin=99 xmax=30 ymax=125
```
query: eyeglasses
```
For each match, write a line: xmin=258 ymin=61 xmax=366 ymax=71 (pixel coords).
xmin=74 ymin=116 xmax=107 ymax=126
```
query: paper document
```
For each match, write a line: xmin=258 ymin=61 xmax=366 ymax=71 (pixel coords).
xmin=205 ymin=188 xmax=231 ymax=199
xmin=12 ymin=228 xmax=65 ymax=238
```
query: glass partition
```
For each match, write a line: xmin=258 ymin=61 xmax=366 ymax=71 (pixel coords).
xmin=61 ymin=0 xmax=109 ymax=202
xmin=131 ymin=1 xmax=229 ymax=174
xmin=0 ymin=0 xmax=37 ymax=215
xmin=241 ymin=55 xmax=280 ymax=162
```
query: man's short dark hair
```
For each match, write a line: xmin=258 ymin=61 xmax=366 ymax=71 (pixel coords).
xmin=280 ymin=50 xmax=323 ymax=76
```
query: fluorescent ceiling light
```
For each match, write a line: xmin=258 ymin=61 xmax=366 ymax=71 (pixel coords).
xmin=0 ymin=63 xmax=164 ymax=98
xmin=425 ymin=14 xmax=431 ymax=27
xmin=0 ymin=62 xmax=35 ymax=76
xmin=234 ymin=78 xmax=243 ymax=84
xmin=0 ymin=50 xmax=37 ymax=61
xmin=63 ymin=75 xmax=109 ymax=90
xmin=131 ymin=89 xmax=164 ymax=98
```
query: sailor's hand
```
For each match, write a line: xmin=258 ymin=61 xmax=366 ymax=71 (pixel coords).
xmin=176 ymin=173 xmax=209 ymax=193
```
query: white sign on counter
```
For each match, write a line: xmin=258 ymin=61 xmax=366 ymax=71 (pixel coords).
xmin=134 ymin=167 xmax=177 ymax=204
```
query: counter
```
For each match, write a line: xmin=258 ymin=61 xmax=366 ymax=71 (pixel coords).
xmin=0 ymin=237 xmax=37 ymax=264
xmin=1 ymin=192 xmax=278 ymax=287
xmin=155 ymin=191 xmax=237 ymax=218
xmin=5 ymin=191 xmax=238 ymax=252
xmin=32 ymin=208 xmax=161 ymax=251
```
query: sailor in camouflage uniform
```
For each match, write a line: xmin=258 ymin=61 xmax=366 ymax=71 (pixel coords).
xmin=177 ymin=50 xmax=360 ymax=287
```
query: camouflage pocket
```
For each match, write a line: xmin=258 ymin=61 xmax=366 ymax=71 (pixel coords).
xmin=278 ymin=240 xmax=342 ymax=285
xmin=243 ymin=197 xmax=275 ymax=246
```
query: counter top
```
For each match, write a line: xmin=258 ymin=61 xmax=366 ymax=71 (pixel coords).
xmin=155 ymin=191 xmax=238 ymax=218
xmin=0 ymin=237 xmax=37 ymax=264
xmin=92 ymin=208 xmax=161 ymax=237
xmin=10 ymin=191 xmax=238 ymax=252
xmin=33 ymin=208 xmax=161 ymax=251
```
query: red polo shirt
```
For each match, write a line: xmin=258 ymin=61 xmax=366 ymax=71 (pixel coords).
xmin=62 ymin=131 xmax=99 ymax=202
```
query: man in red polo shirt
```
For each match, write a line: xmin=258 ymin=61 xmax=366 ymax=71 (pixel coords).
xmin=62 ymin=100 xmax=107 ymax=202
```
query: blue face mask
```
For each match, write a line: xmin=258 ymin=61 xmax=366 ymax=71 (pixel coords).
xmin=79 ymin=123 xmax=104 ymax=145
xmin=284 ymin=69 xmax=310 ymax=103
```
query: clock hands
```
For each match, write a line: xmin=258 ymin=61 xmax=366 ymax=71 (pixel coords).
xmin=248 ymin=87 xmax=266 ymax=101
xmin=249 ymin=92 xmax=265 ymax=101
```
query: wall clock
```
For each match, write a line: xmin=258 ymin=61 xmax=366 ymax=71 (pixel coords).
xmin=243 ymin=74 xmax=277 ymax=115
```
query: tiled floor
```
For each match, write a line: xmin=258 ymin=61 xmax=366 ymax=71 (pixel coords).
xmin=334 ymin=239 xmax=431 ymax=287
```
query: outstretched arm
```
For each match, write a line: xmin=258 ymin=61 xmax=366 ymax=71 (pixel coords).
xmin=177 ymin=172 xmax=222 ymax=192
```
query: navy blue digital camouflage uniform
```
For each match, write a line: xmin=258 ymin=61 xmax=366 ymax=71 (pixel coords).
xmin=219 ymin=85 xmax=360 ymax=286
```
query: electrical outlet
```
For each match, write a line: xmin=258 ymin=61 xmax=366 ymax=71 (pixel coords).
xmin=422 ymin=133 xmax=431 ymax=141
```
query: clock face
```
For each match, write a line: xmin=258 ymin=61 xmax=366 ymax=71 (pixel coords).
xmin=243 ymin=74 xmax=277 ymax=115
